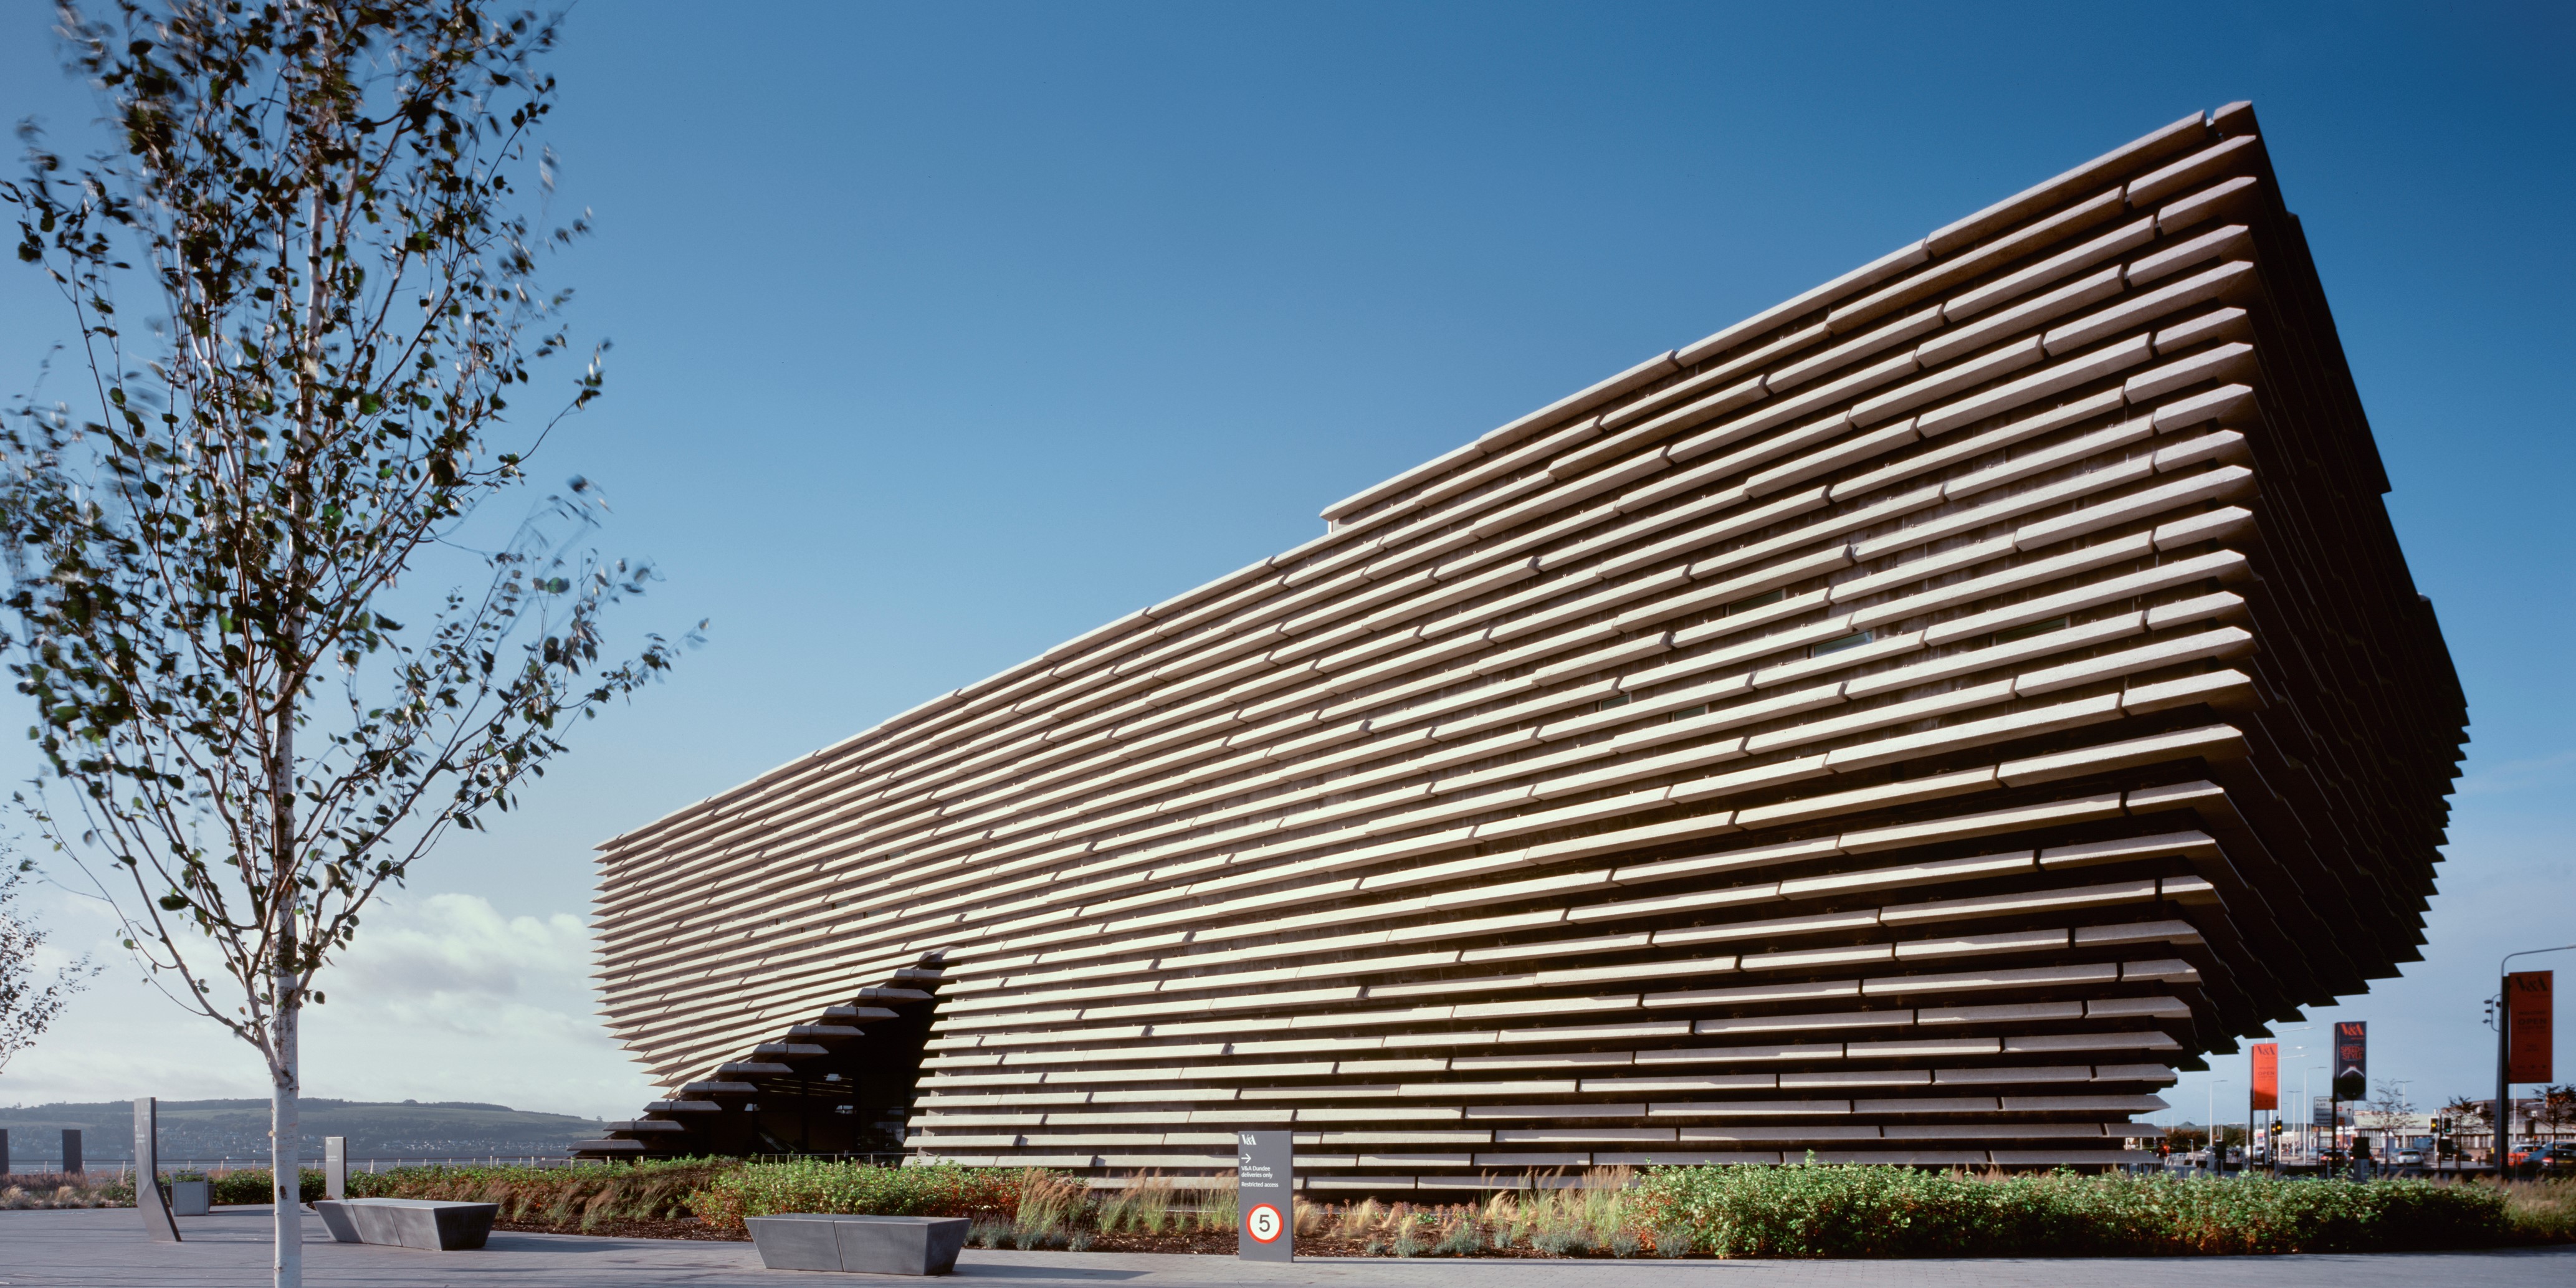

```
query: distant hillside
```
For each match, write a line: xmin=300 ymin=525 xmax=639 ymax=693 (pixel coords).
xmin=0 ymin=1099 xmax=606 ymax=1164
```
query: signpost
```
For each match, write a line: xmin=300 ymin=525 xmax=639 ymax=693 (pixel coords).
xmin=2497 ymin=949 xmax=2572 ymax=1175
xmin=2331 ymin=1021 xmax=2367 ymax=1100
xmin=1236 ymin=1130 xmax=1293 ymax=1262
xmin=2251 ymin=1042 xmax=2277 ymax=1175
xmin=2327 ymin=1019 xmax=2366 ymax=1174
xmin=325 ymin=1135 xmax=350 ymax=1201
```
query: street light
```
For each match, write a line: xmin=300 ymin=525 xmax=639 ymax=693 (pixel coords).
xmin=2271 ymin=1023 xmax=2315 ymax=1175
xmin=2207 ymin=1077 xmax=2231 ymax=1176
xmin=2497 ymin=945 xmax=2576 ymax=1175
xmin=2382 ymin=1079 xmax=2413 ymax=1173
xmin=2302 ymin=1064 xmax=2329 ymax=1168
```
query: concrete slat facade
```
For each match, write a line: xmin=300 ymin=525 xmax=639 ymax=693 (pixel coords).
xmin=580 ymin=102 xmax=2464 ymax=1185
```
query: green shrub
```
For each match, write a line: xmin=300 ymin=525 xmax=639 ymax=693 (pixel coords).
xmin=171 ymin=1168 xmax=328 ymax=1206
xmin=687 ymin=1161 xmax=1028 ymax=1232
xmin=350 ymin=1158 xmax=734 ymax=1229
xmin=1631 ymin=1165 xmax=2519 ymax=1257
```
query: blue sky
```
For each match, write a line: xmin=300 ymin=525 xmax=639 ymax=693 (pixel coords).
xmin=0 ymin=1 xmax=2567 ymax=1123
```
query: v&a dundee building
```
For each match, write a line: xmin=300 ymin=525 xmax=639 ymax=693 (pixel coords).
xmin=577 ymin=103 xmax=2466 ymax=1188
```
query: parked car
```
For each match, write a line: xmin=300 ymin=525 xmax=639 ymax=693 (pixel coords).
xmin=2536 ymin=1145 xmax=2576 ymax=1171
xmin=2392 ymin=1148 xmax=2423 ymax=1165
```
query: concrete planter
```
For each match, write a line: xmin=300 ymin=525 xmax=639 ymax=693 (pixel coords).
xmin=747 ymin=1214 xmax=970 ymax=1276
xmin=166 ymin=1179 xmax=211 ymax=1216
xmin=314 ymin=1198 xmax=499 ymax=1251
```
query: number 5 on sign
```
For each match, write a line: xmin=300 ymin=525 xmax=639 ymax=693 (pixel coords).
xmin=1236 ymin=1130 xmax=1294 ymax=1262
xmin=1246 ymin=1203 xmax=1285 ymax=1243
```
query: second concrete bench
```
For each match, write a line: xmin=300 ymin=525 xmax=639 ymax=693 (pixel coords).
xmin=747 ymin=1214 xmax=970 ymax=1275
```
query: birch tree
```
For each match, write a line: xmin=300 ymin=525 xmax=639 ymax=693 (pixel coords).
xmin=2 ymin=3 xmax=685 ymax=1282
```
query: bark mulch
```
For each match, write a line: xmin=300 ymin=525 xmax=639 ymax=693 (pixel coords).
xmin=495 ymin=1217 xmax=747 ymax=1241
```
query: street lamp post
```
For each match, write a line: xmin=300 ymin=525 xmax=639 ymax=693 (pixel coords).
xmin=2207 ymin=1077 xmax=2231 ymax=1176
xmin=2308 ymin=1056 xmax=2329 ymax=1169
xmin=2274 ymin=1024 xmax=2313 ymax=1170
xmin=2497 ymin=945 xmax=2576 ymax=1177
xmin=2302 ymin=1063 xmax=2326 ymax=1170
xmin=2385 ymin=1078 xmax=2411 ymax=1174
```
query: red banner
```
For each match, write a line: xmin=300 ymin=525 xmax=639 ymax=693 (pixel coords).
xmin=2508 ymin=971 xmax=2554 ymax=1083
xmin=2332 ymin=1021 xmax=2367 ymax=1100
xmin=2251 ymin=1042 xmax=2278 ymax=1110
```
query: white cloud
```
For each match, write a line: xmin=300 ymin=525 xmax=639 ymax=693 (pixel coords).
xmin=0 ymin=889 xmax=653 ymax=1120
xmin=327 ymin=893 xmax=594 ymax=1013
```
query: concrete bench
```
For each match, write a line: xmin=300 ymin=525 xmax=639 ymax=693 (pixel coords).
xmin=746 ymin=1214 xmax=970 ymax=1276
xmin=313 ymin=1198 xmax=499 ymax=1251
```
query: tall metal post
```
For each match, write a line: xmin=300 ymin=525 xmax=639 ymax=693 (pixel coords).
xmin=2206 ymin=1078 xmax=2228 ymax=1176
xmin=2329 ymin=1090 xmax=2338 ymax=1177
xmin=2497 ymin=974 xmax=2512 ymax=1176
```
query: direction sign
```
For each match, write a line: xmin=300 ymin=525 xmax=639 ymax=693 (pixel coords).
xmin=1236 ymin=1130 xmax=1294 ymax=1262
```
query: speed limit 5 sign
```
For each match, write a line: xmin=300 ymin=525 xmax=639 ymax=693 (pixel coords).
xmin=1235 ymin=1130 xmax=1294 ymax=1262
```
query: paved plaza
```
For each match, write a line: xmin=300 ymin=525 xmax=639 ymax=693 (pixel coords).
xmin=4 ymin=1206 xmax=2573 ymax=1287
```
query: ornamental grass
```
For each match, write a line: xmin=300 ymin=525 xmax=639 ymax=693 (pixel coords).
xmin=0 ymin=1176 xmax=128 ymax=1209
xmin=1629 ymin=1162 xmax=2522 ymax=1257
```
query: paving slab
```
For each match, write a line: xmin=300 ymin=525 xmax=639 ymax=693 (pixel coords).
xmin=2 ymin=1205 xmax=2570 ymax=1287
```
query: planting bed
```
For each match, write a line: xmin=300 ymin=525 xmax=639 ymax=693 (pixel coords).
xmin=20 ymin=1158 xmax=2574 ymax=1257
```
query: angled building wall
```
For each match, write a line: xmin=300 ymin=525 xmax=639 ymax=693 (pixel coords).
xmin=580 ymin=103 xmax=2466 ymax=1185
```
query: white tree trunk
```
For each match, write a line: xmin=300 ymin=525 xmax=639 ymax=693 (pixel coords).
xmin=271 ymin=981 xmax=301 ymax=1288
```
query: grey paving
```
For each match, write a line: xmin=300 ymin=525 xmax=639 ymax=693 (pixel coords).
xmin=2 ymin=1205 xmax=2571 ymax=1287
